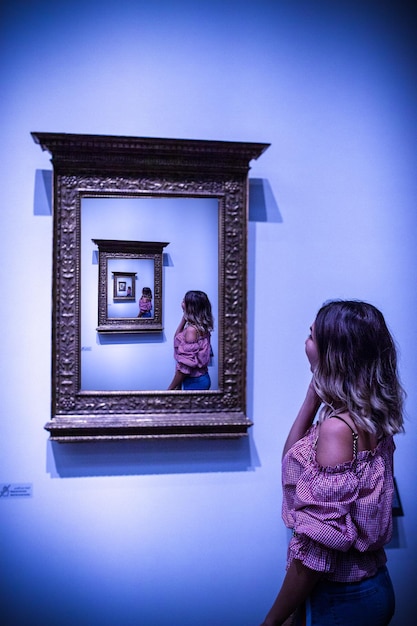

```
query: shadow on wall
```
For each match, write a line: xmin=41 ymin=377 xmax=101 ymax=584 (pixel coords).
xmin=34 ymin=169 xmax=52 ymax=215
xmin=249 ymin=178 xmax=282 ymax=223
xmin=386 ymin=517 xmax=406 ymax=550
xmin=46 ymin=435 xmax=259 ymax=478
xmin=33 ymin=171 xmax=283 ymax=223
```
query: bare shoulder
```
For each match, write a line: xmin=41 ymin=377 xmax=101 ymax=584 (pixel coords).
xmin=184 ymin=325 xmax=198 ymax=342
xmin=316 ymin=416 xmax=355 ymax=467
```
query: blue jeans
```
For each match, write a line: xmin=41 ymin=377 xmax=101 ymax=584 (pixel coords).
xmin=182 ymin=372 xmax=211 ymax=390
xmin=301 ymin=566 xmax=395 ymax=626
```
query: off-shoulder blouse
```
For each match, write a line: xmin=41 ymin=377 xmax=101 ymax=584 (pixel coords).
xmin=139 ymin=298 xmax=152 ymax=313
xmin=174 ymin=326 xmax=211 ymax=377
xmin=282 ymin=422 xmax=395 ymax=582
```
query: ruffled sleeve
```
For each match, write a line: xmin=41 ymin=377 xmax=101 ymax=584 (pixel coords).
xmin=282 ymin=426 xmax=394 ymax=575
xmin=286 ymin=464 xmax=360 ymax=572
xmin=174 ymin=331 xmax=211 ymax=374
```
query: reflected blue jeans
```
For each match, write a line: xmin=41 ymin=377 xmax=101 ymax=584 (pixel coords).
xmin=299 ymin=566 xmax=395 ymax=626
xmin=182 ymin=372 xmax=211 ymax=390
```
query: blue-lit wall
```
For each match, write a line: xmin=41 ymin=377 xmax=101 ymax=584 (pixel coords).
xmin=1 ymin=2 xmax=416 ymax=625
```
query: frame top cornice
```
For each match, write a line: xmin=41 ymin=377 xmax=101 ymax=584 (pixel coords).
xmin=31 ymin=132 xmax=270 ymax=175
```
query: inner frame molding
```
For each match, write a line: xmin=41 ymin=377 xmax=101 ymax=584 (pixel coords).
xmin=32 ymin=132 xmax=270 ymax=442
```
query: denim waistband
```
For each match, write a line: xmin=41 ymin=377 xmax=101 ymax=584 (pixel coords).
xmin=321 ymin=565 xmax=387 ymax=587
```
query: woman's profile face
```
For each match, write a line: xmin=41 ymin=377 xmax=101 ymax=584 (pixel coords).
xmin=305 ymin=322 xmax=319 ymax=372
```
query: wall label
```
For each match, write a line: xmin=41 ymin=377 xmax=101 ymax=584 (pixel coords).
xmin=0 ymin=483 xmax=33 ymax=498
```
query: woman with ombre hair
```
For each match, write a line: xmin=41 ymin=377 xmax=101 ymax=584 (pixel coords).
xmin=168 ymin=290 xmax=214 ymax=391
xmin=261 ymin=300 xmax=405 ymax=626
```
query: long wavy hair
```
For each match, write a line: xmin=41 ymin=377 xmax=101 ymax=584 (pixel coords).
xmin=183 ymin=290 xmax=214 ymax=335
xmin=313 ymin=300 xmax=405 ymax=438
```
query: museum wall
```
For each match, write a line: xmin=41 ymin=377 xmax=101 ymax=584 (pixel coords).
xmin=1 ymin=1 xmax=416 ymax=624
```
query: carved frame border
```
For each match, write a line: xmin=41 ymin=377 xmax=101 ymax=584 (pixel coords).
xmin=32 ymin=133 xmax=269 ymax=441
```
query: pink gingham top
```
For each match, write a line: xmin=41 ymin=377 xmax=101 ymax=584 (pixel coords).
xmin=282 ymin=422 xmax=395 ymax=582
xmin=174 ymin=326 xmax=211 ymax=378
xmin=139 ymin=297 xmax=152 ymax=314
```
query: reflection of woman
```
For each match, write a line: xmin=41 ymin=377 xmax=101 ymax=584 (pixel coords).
xmin=168 ymin=290 xmax=213 ymax=390
xmin=138 ymin=287 xmax=152 ymax=318
xmin=260 ymin=300 xmax=405 ymax=626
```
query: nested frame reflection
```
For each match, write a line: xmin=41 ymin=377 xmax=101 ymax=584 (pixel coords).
xmin=92 ymin=238 xmax=168 ymax=333
xmin=113 ymin=272 xmax=136 ymax=301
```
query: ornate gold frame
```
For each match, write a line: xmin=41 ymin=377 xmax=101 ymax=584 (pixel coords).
xmin=32 ymin=132 xmax=269 ymax=441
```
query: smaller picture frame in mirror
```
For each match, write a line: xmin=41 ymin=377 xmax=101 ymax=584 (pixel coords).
xmin=93 ymin=239 xmax=169 ymax=333
xmin=113 ymin=272 xmax=136 ymax=302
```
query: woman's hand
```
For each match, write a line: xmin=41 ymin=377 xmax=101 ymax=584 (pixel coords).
xmin=282 ymin=378 xmax=321 ymax=458
xmin=174 ymin=315 xmax=187 ymax=337
xmin=305 ymin=328 xmax=319 ymax=372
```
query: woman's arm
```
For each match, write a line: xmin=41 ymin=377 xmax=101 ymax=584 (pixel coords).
xmin=167 ymin=369 xmax=186 ymax=390
xmin=260 ymin=559 xmax=321 ymax=626
xmin=282 ymin=380 xmax=321 ymax=459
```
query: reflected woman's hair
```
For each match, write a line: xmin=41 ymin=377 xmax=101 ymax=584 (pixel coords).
xmin=183 ymin=290 xmax=214 ymax=334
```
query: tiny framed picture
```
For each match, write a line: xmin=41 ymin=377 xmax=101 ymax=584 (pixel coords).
xmin=93 ymin=239 xmax=169 ymax=333
xmin=113 ymin=272 xmax=136 ymax=301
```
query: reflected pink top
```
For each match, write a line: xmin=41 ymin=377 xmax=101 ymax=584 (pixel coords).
xmin=139 ymin=297 xmax=152 ymax=314
xmin=282 ymin=423 xmax=395 ymax=582
xmin=174 ymin=326 xmax=211 ymax=377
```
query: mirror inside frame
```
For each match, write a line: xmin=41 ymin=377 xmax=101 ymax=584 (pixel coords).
xmin=83 ymin=198 xmax=218 ymax=393
xmin=32 ymin=132 xmax=270 ymax=441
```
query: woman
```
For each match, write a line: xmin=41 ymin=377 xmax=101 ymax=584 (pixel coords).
xmin=167 ymin=290 xmax=213 ymax=390
xmin=138 ymin=286 xmax=152 ymax=318
xmin=261 ymin=300 xmax=405 ymax=626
